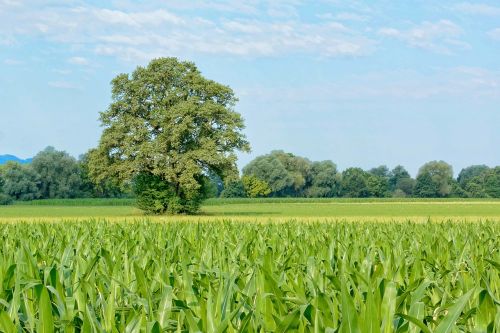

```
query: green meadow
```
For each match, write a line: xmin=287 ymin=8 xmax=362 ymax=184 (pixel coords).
xmin=1 ymin=198 xmax=500 ymax=220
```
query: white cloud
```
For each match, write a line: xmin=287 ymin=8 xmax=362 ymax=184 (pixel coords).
xmin=0 ymin=2 xmax=375 ymax=62
xmin=244 ymin=67 xmax=500 ymax=103
xmin=48 ymin=81 xmax=80 ymax=89
xmin=488 ymin=28 xmax=500 ymax=40
xmin=91 ymin=8 xmax=184 ymax=27
xmin=318 ymin=12 xmax=368 ymax=22
xmin=68 ymin=56 xmax=89 ymax=65
xmin=3 ymin=58 xmax=22 ymax=65
xmin=378 ymin=20 xmax=465 ymax=53
xmin=0 ymin=34 xmax=15 ymax=45
xmin=454 ymin=2 xmax=500 ymax=16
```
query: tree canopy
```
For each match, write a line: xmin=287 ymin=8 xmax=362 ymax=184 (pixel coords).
xmin=415 ymin=161 xmax=453 ymax=197
xmin=31 ymin=146 xmax=82 ymax=199
xmin=88 ymin=57 xmax=249 ymax=213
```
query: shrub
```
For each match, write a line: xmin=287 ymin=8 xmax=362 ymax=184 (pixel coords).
xmin=0 ymin=193 xmax=13 ymax=205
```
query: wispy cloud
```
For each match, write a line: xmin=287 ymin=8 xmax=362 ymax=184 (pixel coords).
xmin=378 ymin=20 xmax=466 ymax=53
xmin=3 ymin=58 xmax=22 ymax=65
xmin=488 ymin=28 xmax=500 ymax=40
xmin=243 ymin=67 xmax=500 ymax=103
xmin=317 ymin=12 xmax=368 ymax=22
xmin=0 ymin=2 xmax=375 ymax=62
xmin=48 ymin=81 xmax=80 ymax=89
xmin=454 ymin=2 xmax=500 ymax=16
xmin=68 ymin=56 xmax=89 ymax=65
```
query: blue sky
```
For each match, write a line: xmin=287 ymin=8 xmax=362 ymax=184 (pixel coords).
xmin=1 ymin=0 xmax=499 ymax=176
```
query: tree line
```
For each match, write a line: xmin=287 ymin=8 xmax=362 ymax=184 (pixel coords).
xmin=0 ymin=147 xmax=124 ymax=205
xmin=220 ymin=150 xmax=500 ymax=199
xmin=1 ymin=147 xmax=499 ymax=205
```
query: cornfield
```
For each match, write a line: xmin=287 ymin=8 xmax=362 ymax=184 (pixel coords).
xmin=0 ymin=220 xmax=498 ymax=332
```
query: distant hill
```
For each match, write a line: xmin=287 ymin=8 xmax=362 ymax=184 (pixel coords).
xmin=0 ymin=154 xmax=32 ymax=165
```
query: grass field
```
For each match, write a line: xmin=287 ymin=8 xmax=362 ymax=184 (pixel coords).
xmin=1 ymin=198 xmax=500 ymax=221
xmin=0 ymin=199 xmax=498 ymax=331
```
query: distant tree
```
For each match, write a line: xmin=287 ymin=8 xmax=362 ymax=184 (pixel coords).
xmin=369 ymin=165 xmax=390 ymax=178
xmin=395 ymin=177 xmax=416 ymax=197
xmin=31 ymin=146 xmax=82 ymax=199
xmin=414 ymin=172 xmax=436 ymax=198
xmin=464 ymin=179 xmax=488 ymax=198
xmin=1 ymin=162 xmax=41 ymax=201
xmin=457 ymin=165 xmax=490 ymax=188
xmin=392 ymin=189 xmax=407 ymax=198
xmin=273 ymin=151 xmax=311 ymax=194
xmin=79 ymin=152 xmax=126 ymax=198
xmin=0 ymin=169 xmax=12 ymax=205
xmin=88 ymin=57 xmax=249 ymax=214
xmin=462 ymin=167 xmax=500 ymax=198
xmin=482 ymin=167 xmax=500 ymax=198
xmin=242 ymin=175 xmax=271 ymax=198
xmin=366 ymin=174 xmax=389 ymax=197
xmin=414 ymin=161 xmax=453 ymax=197
xmin=0 ymin=169 xmax=4 ymax=192
xmin=243 ymin=151 xmax=310 ymax=196
xmin=388 ymin=165 xmax=412 ymax=191
xmin=220 ymin=179 xmax=246 ymax=198
xmin=341 ymin=168 xmax=370 ymax=197
xmin=207 ymin=171 xmax=224 ymax=197
xmin=305 ymin=161 xmax=340 ymax=197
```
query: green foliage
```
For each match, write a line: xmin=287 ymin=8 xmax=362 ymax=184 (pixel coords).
xmin=1 ymin=162 xmax=41 ymax=201
xmin=340 ymin=168 xmax=370 ymax=197
xmin=0 ymin=220 xmax=497 ymax=331
xmin=482 ymin=167 xmax=500 ymax=198
xmin=220 ymin=179 xmax=246 ymax=198
xmin=388 ymin=165 xmax=411 ymax=191
xmin=457 ymin=165 xmax=490 ymax=188
xmin=243 ymin=151 xmax=300 ymax=196
xmin=133 ymin=172 xmax=208 ymax=214
xmin=305 ymin=161 xmax=340 ymax=197
xmin=367 ymin=174 xmax=389 ymax=197
xmin=395 ymin=177 xmax=416 ymax=196
xmin=0 ymin=170 xmax=10 ymax=205
xmin=31 ymin=146 xmax=82 ymax=199
xmin=465 ymin=167 xmax=500 ymax=198
xmin=78 ymin=152 xmax=125 ymax=198
xmin=369 ymin=165 xmax=389 ymax=178
xmin=0 ymin=193 xmax=12 ymax=205
xmin=241 ymin=175 xmax=271 ymax=198
xmin=88 ymin=57 xmax=249 ymax=214
xmin=415 ymin=161 xmax=453 ymax=198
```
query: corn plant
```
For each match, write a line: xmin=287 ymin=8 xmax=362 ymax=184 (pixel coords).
xmin=0 ymin=220 xmax=498 ymax=332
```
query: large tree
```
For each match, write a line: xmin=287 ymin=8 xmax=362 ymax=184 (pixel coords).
xmin=88 ymin=58 xmax=249 ymax=214
xmin=414 ymin=161 xmax=453 ymax=197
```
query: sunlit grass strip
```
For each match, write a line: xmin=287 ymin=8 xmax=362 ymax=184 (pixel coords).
xmin=0 ymin=220 xmax=498 ymax=332
xmin=1 ymin=216 xmax=500 ymax=224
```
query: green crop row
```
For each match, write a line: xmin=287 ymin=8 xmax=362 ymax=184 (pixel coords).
xmin=0 ymin=220 xmax=498 ymax=332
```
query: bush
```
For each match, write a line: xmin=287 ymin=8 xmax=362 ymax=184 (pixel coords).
xmin=220 ymin=179 xmax=246 ymax=198
xmin=0 ymin=193 xmax=13 ymax=205
xmin=133 ymin=173 xmax=207 ymax=215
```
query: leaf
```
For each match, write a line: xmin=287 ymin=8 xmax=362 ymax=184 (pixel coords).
xmin=396 ymin=313 xmax=432 ymax=333
xmin=0 ymin=311 xmax=16 ymax=333
xmin=340 ymin=278 xmax=360 ymax=333
xmin=276 ymin=308 xmax=301 ymax=333
xmin=37 ymin=286 xmax=54 ymax=333
xmin=434 ymin=289 xmax=474 ymax=333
